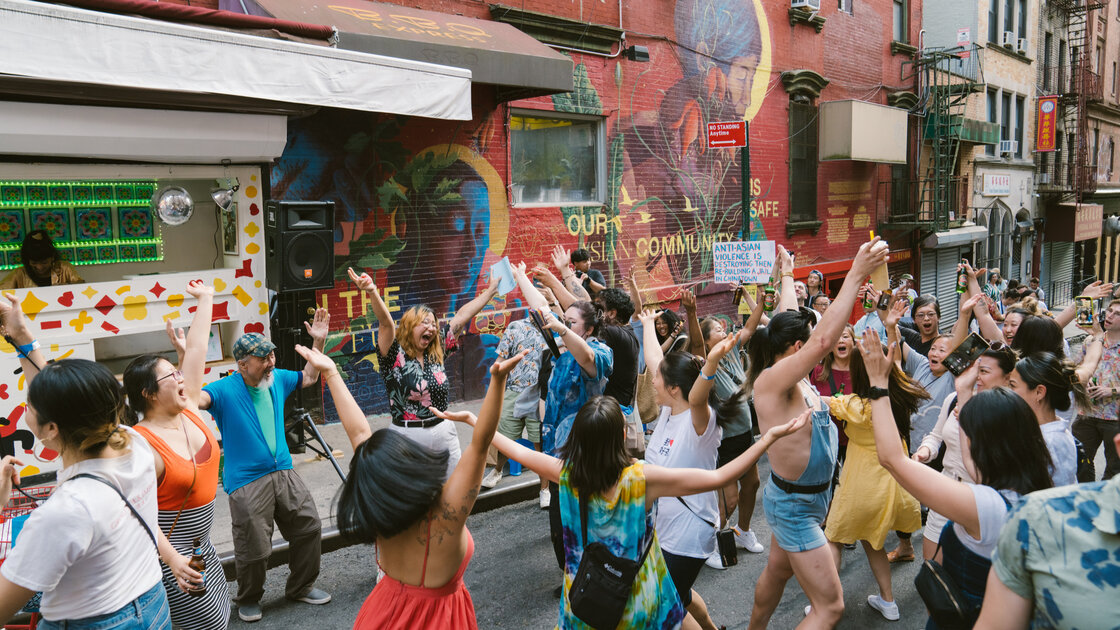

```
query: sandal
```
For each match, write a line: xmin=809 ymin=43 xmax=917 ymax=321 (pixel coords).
xmin=887 ymin=548 xmax=915 ymax=563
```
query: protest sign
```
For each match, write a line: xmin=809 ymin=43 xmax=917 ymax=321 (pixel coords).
xmin=713 ymin=240 xmax=775 ymax=284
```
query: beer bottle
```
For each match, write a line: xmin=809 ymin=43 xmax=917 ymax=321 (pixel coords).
xmin=762 ymin=285 xmax=777 ymax=312
xmin=187 ymin=537 xmax=207 ymax=597
xmin=956 ymin=260 xmax=969 ymax=294
xmin=862 ymin=286 xmax=875 ymax=310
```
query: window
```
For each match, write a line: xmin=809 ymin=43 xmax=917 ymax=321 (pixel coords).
xmin=1059 ymin=40 xmax=1068 ymax=91
xmin=1113 ymin=61 xmax=1117 ymax=94
xmin=838 ymin=0 xmax=852 ymax=14
xmin=1001 ymin=92 xmax=1012 ymax=146
xmin=1018 ymin=0 xmax=1027 ymax=42
xmin=510 ymin=111 xmax=604 ymax=205
xmin=893 ymin=0 xmax=907 ymax=42
xmin=987 ymin=89 xmax=999 ymax=156
xmin=1004 ymin=0 xmax=1014 ymax=35
xmin=788 ymin=101 xmax=819 ymax=223
xmin=989 ymin=1 xmax=1000 ymax=44
xmin=1015 ymin=95 xmax=1025 ymax=158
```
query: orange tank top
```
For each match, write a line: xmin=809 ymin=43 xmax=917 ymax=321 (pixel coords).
xmin=134 ymin=409 xmax=221 ymax=510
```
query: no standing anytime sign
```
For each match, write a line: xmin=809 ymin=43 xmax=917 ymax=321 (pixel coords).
xmin=707 ymin=121 xmax=747 ymax=148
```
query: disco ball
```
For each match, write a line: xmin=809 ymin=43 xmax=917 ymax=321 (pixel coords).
xmin=152 ymin=186 xmax=194 ymax=226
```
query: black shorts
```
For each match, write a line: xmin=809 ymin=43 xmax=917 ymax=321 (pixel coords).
xmin=717 ymin=430 xmax=756 ymax=468
xmin=661 ymin=549 xmax=705 ymax=606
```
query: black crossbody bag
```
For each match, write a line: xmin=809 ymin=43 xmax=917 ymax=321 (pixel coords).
xmin=568 ymin=493 xmax=653 ymax=630
xmin=676 ymin=496 xmax=737 ymax=567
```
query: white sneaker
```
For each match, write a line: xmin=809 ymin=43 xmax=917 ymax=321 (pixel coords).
xmin=733 ymin=527 xmax=764 ymax=553
xmin=539 ymin=489 xmax=551 ymax=509
xmin=704 ymin=550 xmax=727 ymax=570
xmin=867 ymin=595 xmax=900 ymax=621
xmin=481 ymin=467 xmax=503 ymax=489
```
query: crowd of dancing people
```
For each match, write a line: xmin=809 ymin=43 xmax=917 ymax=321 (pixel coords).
xmin=0 ymin=234 xmax=1117 ymax=629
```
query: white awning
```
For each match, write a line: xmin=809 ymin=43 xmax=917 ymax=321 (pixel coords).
xmin=0 ymin=0 xmax=472 ymax=120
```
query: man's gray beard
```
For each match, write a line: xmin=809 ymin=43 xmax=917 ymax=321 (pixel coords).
xmin=258 ymin=371 xmax=274 ymax=390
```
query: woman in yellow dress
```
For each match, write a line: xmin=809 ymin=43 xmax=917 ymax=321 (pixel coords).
xmin=823 ymin=340 xmax=928 ymax=621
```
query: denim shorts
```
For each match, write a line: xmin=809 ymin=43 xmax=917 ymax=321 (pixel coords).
xmin=40 ymin=582 xmax=170 ymax=630
xmin=762 ymin=477 xmax=831 ymax=553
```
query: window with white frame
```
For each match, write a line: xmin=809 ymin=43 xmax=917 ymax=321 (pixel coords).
xmin=510 ymin=111 xmax=605 ymax=205
xmin=838 ymin=0 xmax=852 ymax=14
xmin=986 ymin=87 xmax=1028 ymax=159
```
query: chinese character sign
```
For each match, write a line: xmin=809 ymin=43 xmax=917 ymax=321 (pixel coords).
xmin=1037 ymin=96 xmax=1058 ymax=152
xmin=713 ymin=240 xmax=775 ymax=284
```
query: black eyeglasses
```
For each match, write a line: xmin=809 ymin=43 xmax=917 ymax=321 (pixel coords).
xmin=156 ymin=369 xmax=183 ymax=383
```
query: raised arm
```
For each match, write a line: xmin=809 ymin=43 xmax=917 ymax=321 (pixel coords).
xmin=533 ymin=264 xmax=579 ymax=311
xmin=681 ymin=289 xmax=705 ymax=357
xmin=775 ymin=246 xmax=798 ymax=312
xmin=300 ymin=308 xmax=330 ymax=388
xmin=690 ymin=334 xmax=738 ymax=433
xmin=947 ymin=293 xmax=983 ymax=352
xmin=644 ymin=409 xmax=809 ymax=504
xmin=754 ymin=238 xmax=888 ymax=395
xmin=884 ymin=297 xmax=911 ymax=365
xmin=350 ymin=267 xmax=395 ymax=356
xmin=180 ymin=280 xmax=214 ymax=407
xmin=858 ymin=331 xmax=983 ymax=538
xmin=436 ymin=350 xmax=528 ymax=529
xmin=449 ymin=273 xmax=499 ymax=338
xmin=626 ymin=271 xmax=644 ymax=318
xmin=542 ymin=308 xmax=598 ymax=376
xmin=551 ymin=245 xmax=591 ymax=302
xmin=0 ymin=293 xmax=46 ymax=384
xmin=295 ymin=344 xmax=369 ymax=450
xmin=637 ymin=308 xmax=664 ymax=376
xmin=513 ymin=262 xmax=549 ymax=311
xmin=1054 ymin=280 xmax=1115 ymax=328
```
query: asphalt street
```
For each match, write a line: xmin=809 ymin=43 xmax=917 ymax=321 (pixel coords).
xmin=223 ymin=453 xmax=932 ymax=629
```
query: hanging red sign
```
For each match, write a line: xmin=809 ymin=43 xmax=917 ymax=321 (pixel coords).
xmin=1036 ymin=96 xmax=1058 ymax=152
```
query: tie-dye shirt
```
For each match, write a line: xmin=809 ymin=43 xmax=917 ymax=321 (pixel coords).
xmin=991 ymin=475 xmax=1120 ymax=629
xmin=557 ymin=462 xmax=684 ymax=630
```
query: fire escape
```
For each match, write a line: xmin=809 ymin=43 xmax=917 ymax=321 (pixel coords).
xmin=1039 ymin=0 xmax=1106 ymax=201
xmin=882 ymin=46 xmax=994 ymax=239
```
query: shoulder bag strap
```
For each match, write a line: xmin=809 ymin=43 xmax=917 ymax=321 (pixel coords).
xmin=676 ymin=496 xmax=718 ymax=529
xmin=578 ymin=490 xmax=589 ymax=546
xmin=69 ymin=473 xmax=158 ymax=550
xmin=827 ymin=370 xmax=838 ymax=396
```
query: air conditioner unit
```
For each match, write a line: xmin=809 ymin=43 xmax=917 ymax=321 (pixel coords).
xmin=1038 ymin=173 xmax=1051 ymax=184
xmin=1017 ymin=38 xmax=1029 ymax=55
xmin=1003 ymin=30 xmax=1016 ymax=48
xmin=791 ymin=0 xmax=821 ymax=9
xmin=1000 ymin=140 xmax=1018 ymax=155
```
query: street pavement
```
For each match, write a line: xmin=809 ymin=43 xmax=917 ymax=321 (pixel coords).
xmin=214 ymin=398 xmax=935 ymax=629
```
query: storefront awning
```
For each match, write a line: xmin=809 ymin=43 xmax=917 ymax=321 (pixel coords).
xmin=0 ymin=0 xmax=472 ymax=120
xmin=244 ymin=0 xmax=574 ymax=98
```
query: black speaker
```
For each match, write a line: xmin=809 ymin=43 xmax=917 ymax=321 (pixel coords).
xmin=265 ymin=200 xmax=335 ymax=293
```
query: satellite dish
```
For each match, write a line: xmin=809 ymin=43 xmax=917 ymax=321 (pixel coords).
xmin=152 ymin=186 xmax=194 ymax=226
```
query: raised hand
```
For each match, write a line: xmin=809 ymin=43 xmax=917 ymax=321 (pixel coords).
xmin=0 ymin=455 xmax=23 ymax=509
xmin=304 ymin=308 xmax=330 ymax=343
xmin=0 ymin=292 xmax=32 ymax=344
xmin=165 ymin=320 xmax=187 ymax=359
xmin=490 ymin=349 xmax=529 ymax=378
xmin=776 ymin=245 xmax=793 ymax=275
xmin=293 ymin=343 xmax=337 ymax=374
xmin=551 ymin=245 xmax=572 ymax=273
xmin=681 ymin=289 xmax=697 ymax=312
xmin=184 ymin=279 xmax=214 ymax=299
xmin=959 ymin=293 xmax=982 ymax=317
xmin=851 ymin=237 xmax=889 ymax=281
xmin=765 ymin=408 xmax=811 ymax=441
xmin=1082 ymin=280 xmax=1116 ymax=300
xmin=857 ymin=329 xmax=895 ymax=384
xmin=706 ymin=333 xmax=738 ymax=364
xmin=513 ymin=261 xmax=528 ymax=278
xmin=884 ymin=296 xmax=908 ymax=328
xmin=347 ymin=267 xmax=376 ymax=293
xmin=540 ymin=308 xmax=568 ymax=334
xmin=637 ymin=308 xmax=660 ymax=327
xmin=430 ymin=406 xmax=477 ymax=427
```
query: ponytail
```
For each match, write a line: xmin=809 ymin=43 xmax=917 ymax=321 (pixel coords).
xmin=746 ymin=310 xmax=812 ymax=387
xmin=1014 ymin=351 xmax=1090 ymax=411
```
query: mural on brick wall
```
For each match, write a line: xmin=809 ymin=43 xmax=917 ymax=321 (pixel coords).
xmin=272 ymin=0 xmax=780 ymax=421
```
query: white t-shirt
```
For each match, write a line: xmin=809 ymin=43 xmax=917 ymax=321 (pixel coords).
xmin=1 ymin=428 xmax=163 ymax=620
xmin=644 ymin=405 xmax=721 ymax=558
xmin=1040 ymin=420 xmax=1078 ymax=486
xmin=954 ymin=484 xmax=1018 ymax=558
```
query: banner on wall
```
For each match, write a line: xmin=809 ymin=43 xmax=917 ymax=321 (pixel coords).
xmin=713 ymin=240 xmax=775 ymax=283
xmin=1037 ymin=96 xmax=1058 ymax=152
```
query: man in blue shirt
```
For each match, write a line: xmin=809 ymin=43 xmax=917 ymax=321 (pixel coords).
xmin=201 ymin=311 xmax=330 ymax=623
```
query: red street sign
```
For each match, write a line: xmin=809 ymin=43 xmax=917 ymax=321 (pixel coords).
xmin=1037 ymin=96 xmax=1058 ymax=152
xmin=707 ymin=121 xmax=747 ymax=148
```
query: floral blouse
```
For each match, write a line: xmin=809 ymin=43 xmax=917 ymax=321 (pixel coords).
xmin=378 ymin=323 xmax=459 ymax=424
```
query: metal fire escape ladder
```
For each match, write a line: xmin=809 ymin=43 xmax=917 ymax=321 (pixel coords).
xmin=1051 ymin=0 xmax=1107 ymax=201
xmin=902 ymin=46 xmax=983 ymax=238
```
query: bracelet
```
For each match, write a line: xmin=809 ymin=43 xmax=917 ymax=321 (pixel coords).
xmin=701 ymin=372 xmax=717 ymax=381
xmin=15 ymin=340 xmax=38 ymax=356
xmin=780 ymin=272 xmax=794 ymax=280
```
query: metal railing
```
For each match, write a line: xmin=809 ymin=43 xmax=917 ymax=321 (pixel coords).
xmin=878 ymin=176 xmax=967 ymax=228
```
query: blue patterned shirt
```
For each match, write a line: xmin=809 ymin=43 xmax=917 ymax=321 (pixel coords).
xmin=541 ymin=338 xmax=612 ymax=456
xmin=991 ymin=475 xmax=1120 ymax=629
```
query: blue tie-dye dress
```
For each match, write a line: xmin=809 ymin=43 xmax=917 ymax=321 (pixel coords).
xmin=556 ymin=462 xmax=684 ymax=630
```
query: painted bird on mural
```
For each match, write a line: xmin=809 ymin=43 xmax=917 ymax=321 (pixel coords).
xmin=635 ymin=212 xmax=656 ymax=224
xmin=682 ymin=197 xmax=699 ymax=213
xmin=619 ymin=185 xmax=636 ymax=207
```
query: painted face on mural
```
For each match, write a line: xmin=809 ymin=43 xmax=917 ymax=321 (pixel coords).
xmin=727 ymin=55 xmax=760 ymax=116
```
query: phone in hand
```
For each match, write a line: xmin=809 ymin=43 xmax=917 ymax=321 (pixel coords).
xmin=943 ymin=332 xmax=990 ymax=376
xmin=528 ymin=309 xmax=561 ymax=359
xmin=1075 ymin=295 xmax=1095 ymax=328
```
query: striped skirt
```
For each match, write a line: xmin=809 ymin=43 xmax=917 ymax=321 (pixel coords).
xmin=159 ymin=500 xmax=232 ymax=630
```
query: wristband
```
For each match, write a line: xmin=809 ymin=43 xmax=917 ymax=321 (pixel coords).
xmin=701 ymin=372 xmax=717 ymax=381
xmin=15 ymin=340 xmax=38 ymax=356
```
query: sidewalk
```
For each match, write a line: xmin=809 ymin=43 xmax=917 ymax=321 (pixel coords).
xmin=212 ymin=398 xmax=540 ymax=575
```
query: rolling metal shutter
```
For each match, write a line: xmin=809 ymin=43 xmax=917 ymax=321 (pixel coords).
xmin=919 ymin=246 xmax=967 ymax=332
